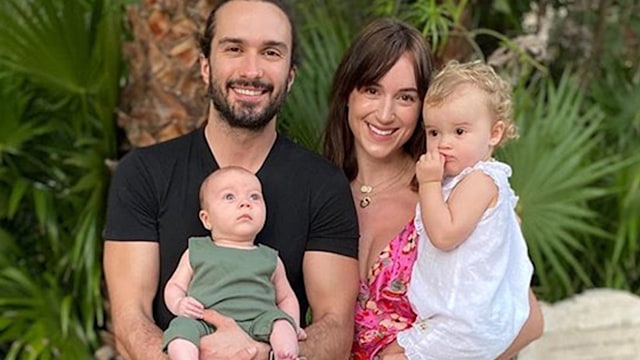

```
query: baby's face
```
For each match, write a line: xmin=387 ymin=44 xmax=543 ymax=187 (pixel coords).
xmin=423 ymin=84 xmax=503 ymax=177
xmin=201 ymin=170 xmax=266 ymax=241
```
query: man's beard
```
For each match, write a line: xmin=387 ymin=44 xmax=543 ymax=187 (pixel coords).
xmin=208 ymin=74 xmax=288 ymax=132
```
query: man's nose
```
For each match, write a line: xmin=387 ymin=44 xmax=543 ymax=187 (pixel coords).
xmin=238 ymin=53 xmax=264 ymax=79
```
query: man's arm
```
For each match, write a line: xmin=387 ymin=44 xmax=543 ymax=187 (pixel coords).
xmin=103 ymin=241 xmax=167 ymax=360
xmin=299 ymin=251 xmax=359 ymax=360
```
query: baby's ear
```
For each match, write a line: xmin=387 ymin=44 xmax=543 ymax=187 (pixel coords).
xmin=199 ymin=210 xmax=212 ymax=230
xmin=490 ymin=120 xmax=505 ymax=146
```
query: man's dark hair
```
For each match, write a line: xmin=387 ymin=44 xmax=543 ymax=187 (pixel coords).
xmin=199 ymin=0 xmax=300 ymax=69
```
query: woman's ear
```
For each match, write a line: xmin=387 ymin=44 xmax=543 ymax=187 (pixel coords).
xmin=490 ymin=120 xmax=506 ymax=146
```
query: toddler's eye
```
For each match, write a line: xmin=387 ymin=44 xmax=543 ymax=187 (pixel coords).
xmin=224 ymin=193 xmax=235 ymax=201
xmin=456 ymin=128 xmax=465 ymax=135
xmin=427 ymin=130 xmax=439 ymax=137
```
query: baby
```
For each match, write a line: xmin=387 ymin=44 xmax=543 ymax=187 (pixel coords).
xmin=162 ymin=166 xmax=305 ymax=359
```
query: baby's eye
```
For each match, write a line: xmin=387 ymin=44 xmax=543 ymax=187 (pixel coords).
xmin=427 ymin=129 xmax=439 ymax=137
xmin=224 ymin=193 xmax=235 ymax=201
xmin=455 ymin=128 xmax=466 ymax=135
xmin=250 ymin=193 xmax=262 ymax=201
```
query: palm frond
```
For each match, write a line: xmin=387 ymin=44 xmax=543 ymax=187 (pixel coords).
xmin=280 ymin=0 xmax=365 ymax=151
xmin=498 ymin=72 xmax=622 ymax=301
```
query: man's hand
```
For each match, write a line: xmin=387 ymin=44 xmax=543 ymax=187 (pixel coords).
xmin=199 ymin=309 xmax=268 ymax=360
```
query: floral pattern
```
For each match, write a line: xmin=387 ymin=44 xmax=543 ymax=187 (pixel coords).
xmin=351 ymin=220 xmax=419 ymax=360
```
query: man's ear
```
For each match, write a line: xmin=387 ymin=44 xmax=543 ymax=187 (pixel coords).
xmin=490 ymin=120 xmax=506 ymax=146
xmin=200 ymin=54 xmax=210 ymax=85
xmin=286 ymin=66 xmax=297 ymax=92
xmin=199 ymin=210 xmax=212 ymax=230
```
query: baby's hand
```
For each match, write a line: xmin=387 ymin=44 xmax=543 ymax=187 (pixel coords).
xmin=175 ymin=296 xmax=204 ymax=319
xmin=296 ymin=327 xmax=307 ymax=341
xmin=416 ymin=149 xmax=444 ymax=185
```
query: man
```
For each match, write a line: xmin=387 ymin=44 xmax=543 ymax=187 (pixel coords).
xmin=103 ymin=1 xmax=359 ymax=359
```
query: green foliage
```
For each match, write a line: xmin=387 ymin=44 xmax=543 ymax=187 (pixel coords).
xmin=586 ymin=37 xmax=640 ymax=292
xmin=280 ymin=0 xmax=369 ymax=151
xmin=498 ymin=73 xmax=623 ymax=301
xmin=0 ymin=0 xmax=123 ymax=357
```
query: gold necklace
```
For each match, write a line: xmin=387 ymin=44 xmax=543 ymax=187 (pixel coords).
xmin=355 ymin=161 xmax=411 ymax=208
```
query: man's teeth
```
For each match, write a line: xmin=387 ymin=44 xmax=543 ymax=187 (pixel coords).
xmin=368 ymin=124 xmax=394 ymax=136
xmin=235 ymin=88 xmax=262 ymax=96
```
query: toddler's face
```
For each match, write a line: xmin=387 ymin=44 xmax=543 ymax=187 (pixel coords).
xmin=423 ymin=84 xmax=503 ymax=177
xmin=201 ymin=170 xmax=266 ymax=241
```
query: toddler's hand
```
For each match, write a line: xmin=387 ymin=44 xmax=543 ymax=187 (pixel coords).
xmin=416 ymin=149 xmax=444 ymax=185
xmin=175 ymin=296 xmax=204 ymax=319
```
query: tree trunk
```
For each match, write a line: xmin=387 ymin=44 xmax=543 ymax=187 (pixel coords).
xmin=118 ymin=0 xmax=214 ymax=148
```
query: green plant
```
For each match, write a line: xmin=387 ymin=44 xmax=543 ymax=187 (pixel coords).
xmin=279 ymin=0 xmax=369 ymax=151
xmin=497 ymin=72 xmax=623 ymax=302
xmin=588 ymin=49 xmax=640 ymax=292
xmin=0 ymin=0 xmax=123 ymax=357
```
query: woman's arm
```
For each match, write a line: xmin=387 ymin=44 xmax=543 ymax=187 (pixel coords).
xmin=380 ymin=289 xmax=543 ymax=359
xmin=496 ymin=289 xmax=544 ymax=359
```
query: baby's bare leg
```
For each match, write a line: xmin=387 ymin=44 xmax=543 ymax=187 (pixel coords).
xmin=167 ymin=338 xmax=199 ymax=359
xmin=269 ymin=319 xmax=299 ymax=360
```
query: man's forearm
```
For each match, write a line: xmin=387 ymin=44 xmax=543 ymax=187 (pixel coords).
xmin=113 ymin=314 xmax=167 ymax=360
xmin=299 ymin=313 xmax=352 ymax=360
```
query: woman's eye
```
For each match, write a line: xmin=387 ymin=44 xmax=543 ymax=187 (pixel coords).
xmin=364 ymin=87 xmax=378 ymax=95
xmin=399 ymin=94 xmax=416 ymax=103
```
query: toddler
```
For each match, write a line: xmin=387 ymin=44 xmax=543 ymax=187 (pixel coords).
xmin=396 ymin=61 xmax=534 ymax=359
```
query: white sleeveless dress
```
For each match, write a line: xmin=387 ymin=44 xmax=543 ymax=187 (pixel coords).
xmin=397 ymin=160 xmax=533 ymax=359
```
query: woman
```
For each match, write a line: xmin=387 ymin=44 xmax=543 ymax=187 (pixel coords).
xmin=324 ymin=18 xmax=543 ymax=359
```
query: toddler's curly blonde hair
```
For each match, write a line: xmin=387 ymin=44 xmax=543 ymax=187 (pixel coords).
xmin=424 ymin=60 xmax=517 ymax=146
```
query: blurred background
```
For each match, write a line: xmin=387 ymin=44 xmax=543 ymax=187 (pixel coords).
xmin=0 ymin=0 xmax=638 ymax=358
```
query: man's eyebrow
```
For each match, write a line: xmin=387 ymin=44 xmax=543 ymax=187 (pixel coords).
xmin=217 ymin=37 xmax=288 ymax=51
xmin=217 ymin=37 xmax=243 ymax=45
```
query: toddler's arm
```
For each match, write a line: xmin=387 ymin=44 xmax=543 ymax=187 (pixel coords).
xmin=272 ymin=257 xmax=306 ymax=339
xmin=164 ymin=250 xmax=204 ymax=318
xmin=416 ymin=152 xmax=498 ymax=251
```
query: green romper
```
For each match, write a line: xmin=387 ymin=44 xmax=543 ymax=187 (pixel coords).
xmin=162 ymin=236 xmax=294 ymax=349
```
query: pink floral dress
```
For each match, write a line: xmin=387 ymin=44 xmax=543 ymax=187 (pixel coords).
xmin=351 ymin=219 xmax=419 ymax=360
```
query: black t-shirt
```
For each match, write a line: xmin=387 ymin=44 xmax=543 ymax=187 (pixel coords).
xmin=104 ymin=127 xmax=358 ymax=330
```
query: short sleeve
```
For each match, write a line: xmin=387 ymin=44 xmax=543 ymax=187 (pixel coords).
xmin=103 ymin=150 xmax=159 ymax=241
xmin=306 ymin=169 xmax=359 ymax=258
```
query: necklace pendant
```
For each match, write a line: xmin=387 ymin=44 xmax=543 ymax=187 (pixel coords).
xmin=360 ymin=185 xmax=372 ymax=194
xmin=360 ymin=196 xmax=371 ymax=208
